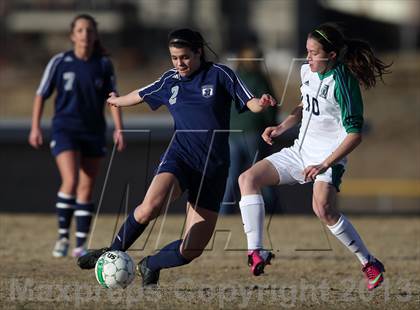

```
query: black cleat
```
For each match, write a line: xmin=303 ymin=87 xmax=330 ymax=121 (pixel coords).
xmin=137 ymin=256 xmax=160 ymax=287
xmin=77 ymin=247 xmax=110 ymax=270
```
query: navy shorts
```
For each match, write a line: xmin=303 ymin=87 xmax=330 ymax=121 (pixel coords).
xmin=156 ymin=157 xmax=228 ymax=213
xmin=50 ymin=130 xmax=106 ymax=157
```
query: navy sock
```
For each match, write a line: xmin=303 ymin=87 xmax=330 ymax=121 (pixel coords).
xmin=111 ymin=212 xmax=148 ymax=251
xmin=56 ymin=192 xmax=75 ymax=240
xmin=75 ymin=202 xmax=94 ymax=247
xmin=147 ymin=239 xmax=191 ymax=272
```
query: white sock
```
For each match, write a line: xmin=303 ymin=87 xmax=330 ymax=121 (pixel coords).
xmin=239 ymin=194 xmax=265 ymax=250
xmin=327 ymin=214 xmax=372 ymax=265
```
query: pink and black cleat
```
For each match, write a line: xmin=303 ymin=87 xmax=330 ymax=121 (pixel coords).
xmin=247 ymin=250 xmax=274 ymax=276
xmin=362 ymin=258 xmax=385 ymax=291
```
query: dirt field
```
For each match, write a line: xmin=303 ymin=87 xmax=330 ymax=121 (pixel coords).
xmin=0 ymin=214 xmax=419 ymax=309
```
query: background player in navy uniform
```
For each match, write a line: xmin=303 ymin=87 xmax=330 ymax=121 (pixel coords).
xmin=221 ymin=46 xmax=278 ymax=214
xmin=78 ymin=28 xmax=276 ymax=286
xmin=29 ymin=14 xmax=125 ymax=258
xmin=238 ymin=23 xmax=391 ymax=290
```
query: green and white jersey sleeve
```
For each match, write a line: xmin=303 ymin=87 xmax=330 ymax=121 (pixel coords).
xmin=333 ymin=64 xmax=364 ymax=133
xmin=293 ymin=63 xmax=364 ymax=167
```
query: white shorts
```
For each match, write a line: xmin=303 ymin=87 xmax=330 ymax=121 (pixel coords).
xmin=265 ymin=147 xmax=345 ymax=190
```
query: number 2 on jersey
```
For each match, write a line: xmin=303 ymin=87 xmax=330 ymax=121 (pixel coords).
xmin=169 ymin=85 xmax=179 ymax=105
xmin=305 ymin=94 xmax=320 ymax=116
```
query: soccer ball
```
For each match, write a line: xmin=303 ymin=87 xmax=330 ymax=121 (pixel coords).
xmin=95 ymin=250 xmax=136 ymax=289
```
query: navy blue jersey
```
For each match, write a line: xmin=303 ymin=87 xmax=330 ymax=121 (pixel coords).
xmin=139 ymin=62 xmax=254 ymax=176
xmin=36 ymin=50 xmax=117 ymax=134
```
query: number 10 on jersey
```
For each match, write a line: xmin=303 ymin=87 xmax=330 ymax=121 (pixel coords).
xmin=305 ymin=94 xmax=320 ymax=116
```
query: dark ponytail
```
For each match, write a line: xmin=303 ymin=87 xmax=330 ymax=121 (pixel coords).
xmin=342 ymin=39 xmax=391 ymax=89
xmin=309 ymin=23 xmax=391 ymax=89
xmin=70 ymin=14 xmax=108 ymax=57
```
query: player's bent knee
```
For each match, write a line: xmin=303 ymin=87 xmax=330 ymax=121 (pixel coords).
xmin=238 ymin=170 xmax=259 ymax=191
xmin=134 ymin=208 xmax=154 ymax=224
xmin=134 ymin=203 xmax=161 ymax=224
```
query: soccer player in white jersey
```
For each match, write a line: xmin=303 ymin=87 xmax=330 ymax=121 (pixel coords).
xmin=238 ymin=23 xmax=391 ymax=290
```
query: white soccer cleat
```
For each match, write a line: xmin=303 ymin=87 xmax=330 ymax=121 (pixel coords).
xmin=52 ymin=238 xmax=69 ymax=257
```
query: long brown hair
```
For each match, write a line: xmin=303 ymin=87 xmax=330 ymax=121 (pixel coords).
xmin=70 ymin=14 xmax=108 ymax=57
xmin=309 ymin=23 xmax=391 ymax=89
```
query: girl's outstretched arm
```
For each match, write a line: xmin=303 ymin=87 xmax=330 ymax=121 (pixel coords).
xmin=107 ymin=90 xmax=143 ymax=108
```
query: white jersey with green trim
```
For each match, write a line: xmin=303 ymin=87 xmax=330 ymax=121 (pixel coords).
xmin=292 ymin=63 xmax=364 ymax=167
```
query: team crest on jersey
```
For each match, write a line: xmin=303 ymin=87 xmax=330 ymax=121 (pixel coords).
xmin=320 ymin=85 xmax=329 ymax=99
xmin=201 ymin=85 xmax=214 ymax=98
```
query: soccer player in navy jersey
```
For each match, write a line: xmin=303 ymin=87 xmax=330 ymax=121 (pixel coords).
xmin=29 ymin=14 xmax=125 ymax=258
xmin=78 ymin=28 xmax=276 ymax=286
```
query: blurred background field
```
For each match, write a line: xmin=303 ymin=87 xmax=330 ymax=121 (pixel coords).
xmin=0 ymin=0 xmax=419 ymax=214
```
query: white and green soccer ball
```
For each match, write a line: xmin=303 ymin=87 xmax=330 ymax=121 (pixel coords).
xmin=95 ymin=250 xmax=135 ymax=289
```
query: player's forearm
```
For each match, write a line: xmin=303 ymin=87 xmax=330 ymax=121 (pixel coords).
xmin=112 ymin=90 xmax=142 ymax=107
xmin=31 ymin=95 xmax=44 ymax=129
xmin=322 ymin=133 xmax=362 ymax=168
xmin=110 ymin=106 xmax=124 ymax=131
xmin=275 ymin=103 xmax=303 ymax=134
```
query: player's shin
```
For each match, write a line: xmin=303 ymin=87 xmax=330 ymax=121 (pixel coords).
xmin=239 ymin=194 xmax=265 ymax=250
xmin=146 ymin=239 xmax=191 ymax=271
xmin=327 ymin=214 xmax=372 ymax=265
xmin=56 ymin=192 xmax=75 ymax=240
xmin=74 ymin=201 xmax=94 ymax=247
xmin=110 ymin=211 xmax=148 ymax=251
